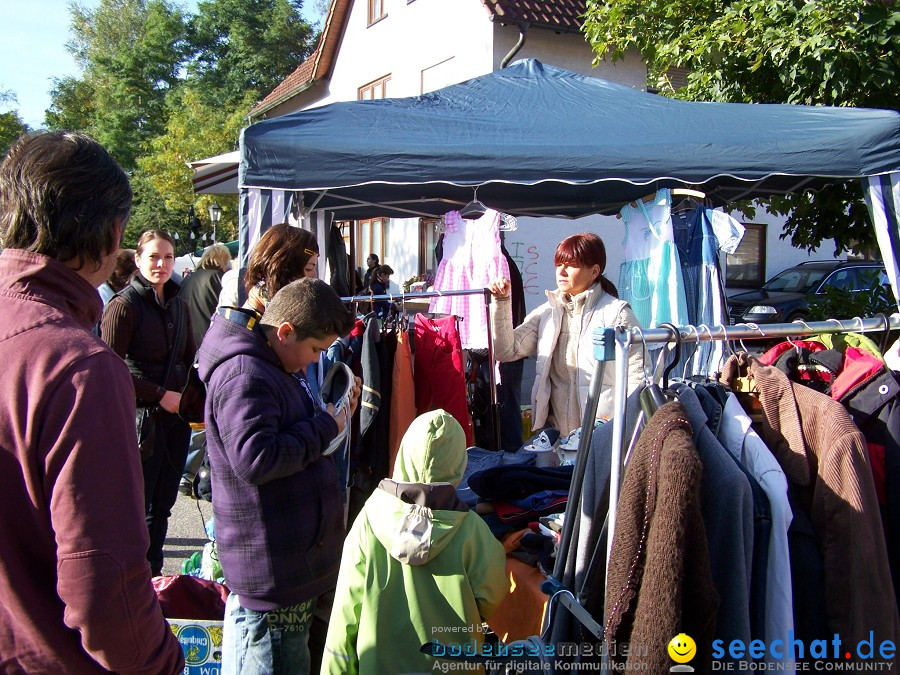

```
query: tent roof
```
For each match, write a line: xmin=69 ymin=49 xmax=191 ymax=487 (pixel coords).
xmin=239 ymin=59 xmax=900 ymax=219
xmin=190 ymin=151 xmax=239 ymax=194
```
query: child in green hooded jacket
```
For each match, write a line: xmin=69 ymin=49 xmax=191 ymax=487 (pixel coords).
xmin=322 ymin=409 xmax=508 ymax=674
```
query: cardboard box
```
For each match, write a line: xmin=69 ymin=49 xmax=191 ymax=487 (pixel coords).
xmin=168 ymin=618 xmax=223 ymax=675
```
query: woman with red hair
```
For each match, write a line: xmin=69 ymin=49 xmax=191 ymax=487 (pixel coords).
xmin=489 ymin=232 xmax=644 ymax=436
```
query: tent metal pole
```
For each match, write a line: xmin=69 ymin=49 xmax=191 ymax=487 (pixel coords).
xmin=484 ymin=289 xmax=501 ymax=452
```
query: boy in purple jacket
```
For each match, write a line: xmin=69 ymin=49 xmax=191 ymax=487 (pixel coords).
xmin=197 ymin=277 xmax=359 ymax=674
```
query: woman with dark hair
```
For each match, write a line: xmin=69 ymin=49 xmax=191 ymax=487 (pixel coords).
xmin=489 ymin=232 xmax=644 ymax=436
xmin=98 ymin=248 xmax=137 ymax=307
xmin=101 ymin=229 xmax=196 ymax=575
xmin=243 ymin=223 xmax=319 ymax=310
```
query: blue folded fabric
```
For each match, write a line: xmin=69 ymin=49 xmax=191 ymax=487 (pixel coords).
xmin=467 ymin=464 xmax=574 ymax=501
xmin=456 ymin=447 xmax=536 ymax=507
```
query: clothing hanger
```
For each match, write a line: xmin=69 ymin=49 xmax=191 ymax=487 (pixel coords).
xmin=681 ymin=325 xmax=702 ymax=382
xmin=636 ymin=326 xmax=667 ymax=418
xmin=671 ymin=188 xmax=706 ymax=199
xmin=714 ymin=323 xmax=737 ymax=374
xmin=658 ymin=323 xmax=682 ymax=391
xmin=696 ymin=323 xmax=716 ymax=380
xmin=874 ymin=313 xmax=892 ymax=354
xmin=460 ymin=186 xmax=487 ymax=220
xmin=498 ymin=212 xmax=518 ymax=231
xmin=615 ymin=191 xmax=659 ymax=219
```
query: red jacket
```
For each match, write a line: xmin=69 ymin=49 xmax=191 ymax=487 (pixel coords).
xmin=0 ymin=250 xmax=183 ymax=674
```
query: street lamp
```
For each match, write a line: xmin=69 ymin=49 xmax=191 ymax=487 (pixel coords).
xmin=207 ymin=202 xmax=222 ymax=244
xmin=187 ymin=206 xmax=202 ymax=251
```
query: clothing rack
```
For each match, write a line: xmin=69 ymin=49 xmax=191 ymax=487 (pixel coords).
xmin=543 ymin=313 xmax=900 ymax=655
xmin=602 ymin=316 xmax=899 ymax=624
xmin=339 ymin=287 xmax=501 ymax=451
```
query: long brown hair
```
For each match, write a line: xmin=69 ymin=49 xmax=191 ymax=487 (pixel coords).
xmin=554 ymin=232 xmax=618 ymax=297
xmin=244 ymin=223 xmax=319 ymax=299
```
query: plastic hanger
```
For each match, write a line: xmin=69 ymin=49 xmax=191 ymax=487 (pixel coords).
xmin=658 ymin=322 xmax=682 ymax=390
xmin=636 ymin=326 xmax=667 ymax=418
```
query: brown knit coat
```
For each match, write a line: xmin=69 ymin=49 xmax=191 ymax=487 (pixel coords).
xmin=605 ymin=401 xmax=719 ymax=673
xmin=721 ymin=353 xmax=900 ymax=649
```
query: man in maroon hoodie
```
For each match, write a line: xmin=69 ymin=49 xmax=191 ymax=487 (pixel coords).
xmin=0 ymin=132 xmax=184 ymax=674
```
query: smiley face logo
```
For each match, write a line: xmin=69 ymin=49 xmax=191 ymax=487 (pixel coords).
xmin=668 ymin=633 xmax=696 ymax=664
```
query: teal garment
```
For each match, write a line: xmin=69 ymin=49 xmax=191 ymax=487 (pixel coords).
xmin=618 ymin=188 xmax=689 ymax=328
xmin=322 ymin=410 xmax=508 ymax=675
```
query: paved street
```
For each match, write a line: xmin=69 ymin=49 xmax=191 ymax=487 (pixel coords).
xmin=161 ymin=492 xmax=213 ymax=577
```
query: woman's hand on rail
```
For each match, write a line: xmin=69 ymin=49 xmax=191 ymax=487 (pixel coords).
xmin=488 ymin=277 xmax=511 ymax=300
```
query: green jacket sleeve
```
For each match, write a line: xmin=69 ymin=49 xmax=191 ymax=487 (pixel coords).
xmin=462 ymin=513 xmax=510 ymax=621
xmin=321 ymin=514 xmax=367 ymax=675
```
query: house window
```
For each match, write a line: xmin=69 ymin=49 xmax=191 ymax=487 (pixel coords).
xmin=368 ymin=0 xmax=386 ymax=25
xmin=726 ymin=223 xmax=766 ymax=288
xmin=419 ymin=219 xmax=439 ymax=275
xmin=357 ymin=218 xmax=388 ymax=271
xmin=358 ymin=75 xmax=390 ymax=100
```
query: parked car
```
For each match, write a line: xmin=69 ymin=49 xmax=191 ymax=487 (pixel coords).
xmin=727 ymin=260 xmax=888 ymax=324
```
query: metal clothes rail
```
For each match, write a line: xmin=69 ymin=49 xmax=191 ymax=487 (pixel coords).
xmin=544 ymin=313 xmax=900 ymax=650
xmin=339 ymin=287 xmax=502 ymax=451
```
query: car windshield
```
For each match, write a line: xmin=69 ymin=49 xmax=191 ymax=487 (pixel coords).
xmin=762 ymin=267 xmax=831 ymax=293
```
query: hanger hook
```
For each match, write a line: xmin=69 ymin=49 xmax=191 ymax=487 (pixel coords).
xmin=659 ymin=323 xmax=682 ymax=389
xmin=632 ymin=326 xmax=652 ymax=381
xmin=826 ymin=318 xmax=847 ymax=332
xmin=791 ymin=317 xmax=814 ymax=334
xmin=733 ymin=322 xmax=763 ymax=353
xmin=682 ymin=325 xmax=701 ymax=380
xmin=697 ymin=323 xmax=716 ymax=377
xmin=851 ymin=316 xmax=865 ymax=332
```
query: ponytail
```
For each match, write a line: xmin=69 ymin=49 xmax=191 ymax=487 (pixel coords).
xmin=598 ymin=275 xmax=618 ymax=298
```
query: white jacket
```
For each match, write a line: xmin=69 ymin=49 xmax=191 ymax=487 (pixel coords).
xmin=491 ymin=284 xmax=644 ymax=434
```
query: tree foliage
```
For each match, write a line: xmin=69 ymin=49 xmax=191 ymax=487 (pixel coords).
xmin=46 ymin=0 xmax=316 ymax=249
xmin=188 ymin=0 xmax=315 ymax=105
xmin=582 ymin=0 xmax=900 ymax=254
xmin=0 ymin=111 xmax=28 ymax=158
xmin=0 ymin=90 xmax=28 ymax=156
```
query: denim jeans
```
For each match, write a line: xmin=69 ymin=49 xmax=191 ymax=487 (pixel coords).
xmin=222 ymin=593 xmax=316 ymax=675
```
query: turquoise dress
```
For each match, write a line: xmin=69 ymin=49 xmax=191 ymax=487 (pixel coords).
xmin=618 ymin=188 xmax=689 ymax=328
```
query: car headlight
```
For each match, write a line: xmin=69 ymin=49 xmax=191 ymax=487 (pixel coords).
xmin=747 ymin=305 xmax=777 ymax=315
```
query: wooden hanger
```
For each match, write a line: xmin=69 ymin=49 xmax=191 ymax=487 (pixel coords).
xmin=615 ymin=188 xmax=706 ymax=219
xmin=671 ymin=188 xmax=706 ymax=199
xmin=616 ymin=191 xmax=659 ymax=219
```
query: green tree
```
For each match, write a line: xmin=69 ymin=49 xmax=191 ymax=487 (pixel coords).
xmin=0 ymin=90 xmax=28 ymax=156
xmin=137 ymin=85 xmax=247 ymax=245
xmin=46 ymin=0 xmax=314 ymax=250
xmin=66 ymin=0 xmax=188 ymax=170
xmin=188 ymin=0 xmax=315 ymax=105
xmin=46 ymin=76 xmax=96 ymax=133
xmin=582 ymin=0 xmax=900 ymax=254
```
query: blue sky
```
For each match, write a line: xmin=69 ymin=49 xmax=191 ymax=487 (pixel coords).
xmin=0 ymin=0 xmax=319 ymax=129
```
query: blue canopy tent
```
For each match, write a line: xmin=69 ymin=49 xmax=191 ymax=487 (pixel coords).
xmin=238 ymin=59 xmax=900 ymax=303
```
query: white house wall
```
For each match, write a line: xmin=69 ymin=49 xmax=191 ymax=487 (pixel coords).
xmin=323 ymin=0 xmax=494 ymax=106
xmin=490 ymin=22 xmax=647 ymax=87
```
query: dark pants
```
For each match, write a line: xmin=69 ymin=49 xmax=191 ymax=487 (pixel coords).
xmin=141 ymin=408 xmax=191 ymax=575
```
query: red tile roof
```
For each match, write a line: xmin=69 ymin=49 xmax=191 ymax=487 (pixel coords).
xmin=250 ymin=0 xmax=352 ymax=118
xmin=481 ymin=0 xmax=586 ymax=32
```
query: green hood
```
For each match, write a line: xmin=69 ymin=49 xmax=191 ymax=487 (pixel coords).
xmin=393 ymin=409 xmax=467 ymax=484
xmin=369 ymin=410 xmax=469 ymax=566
